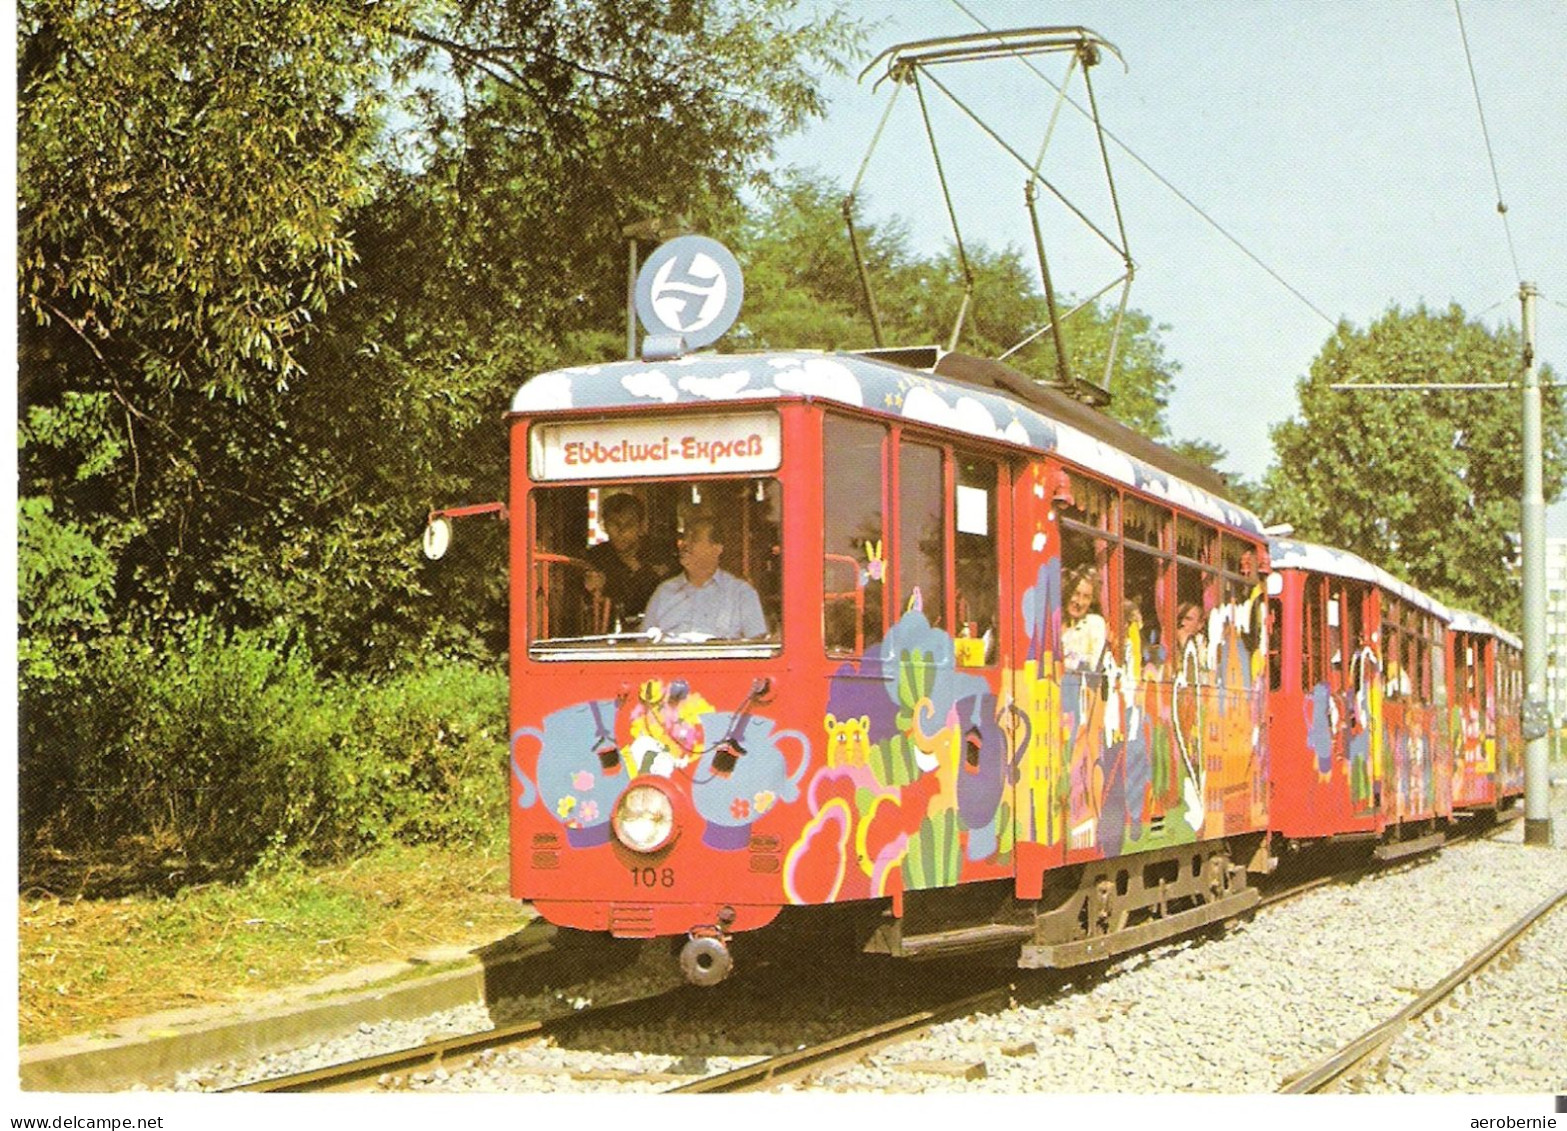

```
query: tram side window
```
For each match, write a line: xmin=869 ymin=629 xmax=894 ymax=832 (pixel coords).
xmin=1174 ymin=517 xmax=1215 ymax=672
xmin=1267 ymin=597 xmax=1283 ymax=691
xmin=1122 ymin=496 xmax=1170 ymax=674
xmin=954 ymin=455 xmax=999 ymax=665
xmin=1303 ymin=575 xmax=1327 ymax=690
xmin=1221 ymin=535 xmax=1265 ymax=666
xmin=1395 ymin=624 xmax=1406 ymax=699
xmin=1344 ymin=585 xmax=1366 ymax=663
xmin=898 ymin=441 xmax=946 ymax=631
xmin=1411 ymin=613 xmax=1426 ymax=701
xmin=1383 ymin=610 xmax=1403 ymax=699
xmin=1060 ymin=473 xmax=1115 ymax=531
xmin=1220 ymin=536 xmax=1248 ymax=604
xmin=823 ymin=416 xmax=887 ymax=656
xmin=1327 ymin=587 xmax=1345 ymax=690
xmin=1059 ymin=473 xmax=1112 ymax=672
xmin=1418 ymin=616 xmax=1434 ymax=701
xmin=1122 ymin=544 xmax=1163 ymax=672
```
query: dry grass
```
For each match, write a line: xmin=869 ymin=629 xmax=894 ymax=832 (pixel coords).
xmin=18 ymin=841 xmax=525 ymax=1046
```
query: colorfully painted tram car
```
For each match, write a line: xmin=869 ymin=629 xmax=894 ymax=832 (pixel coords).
xmin=1446 ymin=608 xmax=1526 ymax=812
xmin=1266 ymin=539 xmax=1523 ymax=857
xmin=504 ymin=346 xmax=1273 ymax=983
xmin=1266 ymin=539 xmax=1455 ymax=852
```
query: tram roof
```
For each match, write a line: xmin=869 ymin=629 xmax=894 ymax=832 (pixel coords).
xmin=512 ymin=348 xmax=1265 ymax=537
xmin=1447 ymin=607 xmax=1522 ymax=649
xmin=1269 ymin=538 xmax=1454 ymax=622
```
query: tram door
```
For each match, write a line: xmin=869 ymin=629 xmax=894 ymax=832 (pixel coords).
xmin=950 ymin=452 xmax=1012 ymax=882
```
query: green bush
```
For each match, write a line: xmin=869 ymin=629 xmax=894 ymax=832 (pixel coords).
xmin=20 ymin=617 xmax=508 ymax=887
xmin=314 ymin=662 xmax=509 ymax=860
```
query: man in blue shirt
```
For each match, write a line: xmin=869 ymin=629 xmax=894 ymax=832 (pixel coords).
xmin=644 ymin=515 xmax=767 ymax=639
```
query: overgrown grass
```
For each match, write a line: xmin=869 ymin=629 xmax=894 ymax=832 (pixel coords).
xmin=18 ymin=838 xmax=525 ymax=1046
xmin=18 ymin=629 xmax=524 ymax=1045
xmin=21 ymin=623 xmax=509 ymax=890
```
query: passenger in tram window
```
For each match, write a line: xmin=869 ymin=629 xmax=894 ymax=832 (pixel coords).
xmin=1384 ymin=629 xmax=1411 ymax=700
xmin=644 ymin=514 xmax=767 ymax=639
xmin=1061 ymin=563 xmax=1107 ymax=672
xmin=583 ymin=493 xmax=674 ymax=629
xmin=1238 ymin=550 xmax=1265 ymax=657
xmin=1175 ymin=602 xmax=1205 ymax=660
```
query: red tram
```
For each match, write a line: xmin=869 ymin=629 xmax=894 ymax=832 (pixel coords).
xmin=501 ymin=346 xmax=1273 ymax=982
xmin=1447 ymin=608 xmax=1526 ymax=812
xmin=1266 ymin=537 xmax=1523 ymax=852
xmin=1266 ymin=539 xmax=1456 ymax=852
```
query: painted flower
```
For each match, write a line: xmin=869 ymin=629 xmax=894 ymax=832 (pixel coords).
xmin=556 ymin=795 xmax=577 ymax=818
xmin=730 ymin=797 xmax=751 ymax=820
xmin=572 ymin=770 xmax=594 ymax=791
xmin=753 ymin=790 xmax=776 ymax=815
xmin=578 ymin=799 xmax=599 ymax=823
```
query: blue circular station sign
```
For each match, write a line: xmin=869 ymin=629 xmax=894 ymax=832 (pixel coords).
xmin=633 ymin=235 xmax=744 ymax=350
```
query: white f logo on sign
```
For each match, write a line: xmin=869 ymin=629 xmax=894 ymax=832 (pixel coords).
xmin=635 ymin=236 xmax=744 ymax=350
xmin=650 ymin=251 xmax=728 ymax=334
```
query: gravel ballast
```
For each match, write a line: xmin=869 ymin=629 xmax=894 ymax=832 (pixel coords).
xmin=791 ymin=794 xmax=1567 ymax=1094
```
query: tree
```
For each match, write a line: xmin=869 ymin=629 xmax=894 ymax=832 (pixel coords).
xmin=269 ymin=1 xmax=862 ymax=666
xmin=18 ymin=0 xmax=862 ymax=669
xmin=1166 ymin=438 xmax=1264 ymax=512
xmin=1259 ymin=303 xmax=1566 ymax=625
xmin=19 ymin=0 xmax=417 ymax=650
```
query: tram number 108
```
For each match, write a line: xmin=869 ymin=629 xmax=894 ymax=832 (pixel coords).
xmin=630 ymin=866 xmax=676 ymax=888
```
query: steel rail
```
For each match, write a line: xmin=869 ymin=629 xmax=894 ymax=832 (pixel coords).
xmin=668 ymin=874 xmax=1352 ymax=1095
xmin=1278 ymin=878 xmax=1567 ymax=1094
xmin=227 ymin=985 xmax=696 ymax=1093
xmin=664 ymin=985 xmax=1016 ymax=1093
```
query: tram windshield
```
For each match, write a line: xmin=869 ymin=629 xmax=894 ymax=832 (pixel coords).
xmin=529 ymin=478 xmax=782 ymax=656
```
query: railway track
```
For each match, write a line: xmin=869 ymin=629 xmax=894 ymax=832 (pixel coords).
xmin=665 ymin=863 xmax=1374 ymax=1093
xmin=672 ymin=816 xmax=1528 ymax=1094
xmin=1278 ymin=877 xmax=1567 ymax=1094
xmin=227 ymin=984 xmax=703 ymax=1093
xmin=225 ymin=860 xmax=1342 ymax=1093
xmin=226 ymin=812 xmax=1526 ymax=1094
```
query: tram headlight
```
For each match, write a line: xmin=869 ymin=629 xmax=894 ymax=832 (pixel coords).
xmin=612 ymin=781 xmax=678 ymax=853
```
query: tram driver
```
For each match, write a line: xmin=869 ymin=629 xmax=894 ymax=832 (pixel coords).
xmin=644 ymin=514 xmax=767 ymax=640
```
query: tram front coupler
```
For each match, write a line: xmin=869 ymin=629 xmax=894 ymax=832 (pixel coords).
xmin=679 ymin=924 xmax=734 ymax=987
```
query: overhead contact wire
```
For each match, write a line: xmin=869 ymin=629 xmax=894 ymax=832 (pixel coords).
xmin=1453 ymin=0 xmax=1523 ymax=281
xmin=946 ymin=0 xmax=1338 ymax=329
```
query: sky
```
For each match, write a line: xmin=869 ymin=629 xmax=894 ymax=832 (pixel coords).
xmin=772 ymin=0 xmax=1567 ymax=536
